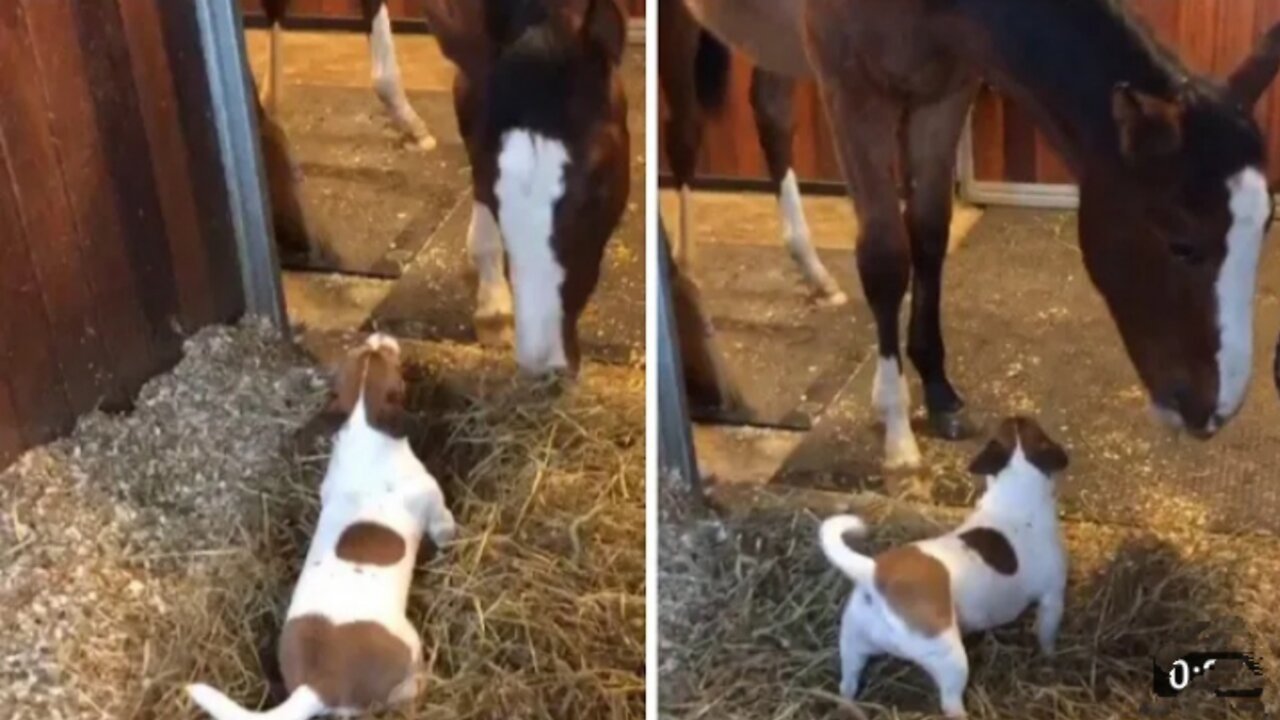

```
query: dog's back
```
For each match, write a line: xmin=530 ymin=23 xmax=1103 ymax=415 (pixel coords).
xmin=188 ymin=335 xmax=455 ymax=720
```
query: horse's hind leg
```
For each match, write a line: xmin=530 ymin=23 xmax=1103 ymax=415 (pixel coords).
xmin=813 ymin=75 xmax=920 ymax=469
xmin=659 ymin=0 xmax=703 ymax=269
xmin=362 ymin=0 xmax=436 ymax=150
xmin=261 ymin=0 xmax=288 ymax=115
xmin=902 ymin=82 xmax=979 ymax=440
xmin=749 ymin=68 xmax=847 ymax=306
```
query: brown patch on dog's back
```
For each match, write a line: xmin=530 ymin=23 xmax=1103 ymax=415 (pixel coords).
xmin=279 ymin=615 xmax=413 ymax=709
xmin=874 ymin=545 xmax=953 ymax=637
xmin=335 ymin=522 xmax=407 ymax=566
xmin=959 ymin=527 xmax=1019 ymax=575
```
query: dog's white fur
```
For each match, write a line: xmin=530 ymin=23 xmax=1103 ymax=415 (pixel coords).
xmin=820 ymin=424 xmax=1067 ymax=718
xmin=187 ymin=334 xmax=457 ymax=720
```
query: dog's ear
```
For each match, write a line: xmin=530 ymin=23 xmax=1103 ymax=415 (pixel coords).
xmin=967 ymin=437 xmax=1011 ymax=476
xmin=1014 ymin=417 xmax=1069 ymax=476
xmin=967 ymin=417 xmax=1021 ymax=475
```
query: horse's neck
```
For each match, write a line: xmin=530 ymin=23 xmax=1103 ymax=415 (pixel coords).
xmin=963 ymin=0 xmax=1186 ymax=177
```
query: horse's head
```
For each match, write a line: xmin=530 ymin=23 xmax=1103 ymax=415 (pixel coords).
xmin=1078 ymin=26 xmax=1280 ymax=438
xmin=484 ymin=0 xmax=630 ymax=375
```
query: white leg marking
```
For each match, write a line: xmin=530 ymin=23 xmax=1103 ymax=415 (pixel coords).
xmin=494 ymin=130 xmax=570 ymax=374
xmin=369 ymin=3 xmax=435 ymax=150
xmin=873 ymin=356 xmax=921 ymax=469
xmin=467 ymin=202 xmax=514 ymax=348
xmin=265 ymin=21 xmax=283 ymax=114
xmin=1216 ymin=167 xmax=1269 ymax=421
xmin=779 ymin=169 xmax=847 ymax=306
xmin=676 ymin=184 xmax=695 ymax=269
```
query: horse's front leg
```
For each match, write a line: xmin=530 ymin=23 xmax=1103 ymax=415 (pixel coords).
xmin=659 ymin=0 xmax=705 ymax=270
xmin=903 ymin=82 xmax=979 ymax=440
xmin=261 ymin=0 xmax=289 ymax=115
xmin=361 ymin=0 xmax=436 ymax=150
xmin=811 ymin=69 xmax=920 ymax=469
xmin=748 ymin=68 xmax=847 ymax=306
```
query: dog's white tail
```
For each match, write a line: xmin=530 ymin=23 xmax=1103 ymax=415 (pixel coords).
xmin=819 ymin=514 xmax=876 ymax=584
xmin=186 ymin=683 xmax=325 ymax=720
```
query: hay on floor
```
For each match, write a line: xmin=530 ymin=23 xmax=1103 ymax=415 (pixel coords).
xmin=0 ymin=321 xmax=644 ymax=720
xmin=659 ymin=480 xmax=1280 ymax=720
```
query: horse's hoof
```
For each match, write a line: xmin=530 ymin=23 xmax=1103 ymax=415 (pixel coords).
xmin=815 ymin=289 xmax=849 ymax=308
xmin=882 ymin=436 xmax=923 ymax=470
xmin=926 ymin=409 xmax=977 ymax=440
xmin=407 ymin=132 xmax=437 ymax=153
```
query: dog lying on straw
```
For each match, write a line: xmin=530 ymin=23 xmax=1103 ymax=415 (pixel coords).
xmin=187 ymin=333 xmax=457 ymax=720
xmin=820 ymin=416 xmax=1069 ymax=718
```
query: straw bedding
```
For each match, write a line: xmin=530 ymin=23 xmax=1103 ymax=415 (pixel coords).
xmin=659 ymin=478 xmax=1280 ymax=720
xmin=0 ymin=320 xmax=644 ymax=720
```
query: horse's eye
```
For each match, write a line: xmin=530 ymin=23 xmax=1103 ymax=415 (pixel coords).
xmin=1169 ymin=240 xmax=1205 ymax=265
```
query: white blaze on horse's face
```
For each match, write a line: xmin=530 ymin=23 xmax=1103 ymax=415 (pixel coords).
xmin=494 ymin=129 xmax=570 ymax=375
xmin=1213 ymin=167 xmax=1270 ymax=426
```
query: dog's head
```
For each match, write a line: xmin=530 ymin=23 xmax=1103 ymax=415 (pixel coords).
xmin=967 ymin=416 xmax=1068 ymax=481
xmin=325 ymin=333 xmax=410 ymax=438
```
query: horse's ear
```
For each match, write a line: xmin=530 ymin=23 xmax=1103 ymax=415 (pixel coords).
xmin=1227 ymin=22 xmax=1280 ymax=108
xmin=583 ymin=0 xmax=626 ymax=65
xmin=1112 ymin=83 xmax=1184 ymax=164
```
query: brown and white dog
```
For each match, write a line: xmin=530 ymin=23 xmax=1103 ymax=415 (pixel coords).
xmin=819 ymin=417 xmax=1069 ymax=718
xmin=187 ymin=334 xmax=457 ymax=720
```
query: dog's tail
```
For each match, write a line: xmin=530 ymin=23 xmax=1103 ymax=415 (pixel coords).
xmin=819 ymin=514 xmax=876 ymax=584
xmin=186 ymin=683 xmax=325 ymax=720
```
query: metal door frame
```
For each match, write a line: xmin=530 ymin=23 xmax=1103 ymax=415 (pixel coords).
xmin=195 ymin=0 xmax=288 ymax=329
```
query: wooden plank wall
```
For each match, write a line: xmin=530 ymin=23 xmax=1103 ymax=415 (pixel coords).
xmin=0 ymin=0 xmax=244 ymax=469
xmin=240 ymin=0 xmax=647 ymax=21
xmin=661 ymin=0 xmax=1280 ymax=186
xmin=656 ymin=46 xmax=842 ymax=183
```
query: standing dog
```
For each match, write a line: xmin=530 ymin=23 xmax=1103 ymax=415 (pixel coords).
xmin=819 ymin=416 xmax=1069 ymax=718
xmin=187 ymin=334 xmax=457 ymax=720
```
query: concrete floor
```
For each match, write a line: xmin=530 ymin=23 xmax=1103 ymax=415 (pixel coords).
xmin=676 ymin=194 xmax=1280 ymax=539
xmin=250 ymin=30 xmax=646 ymax=364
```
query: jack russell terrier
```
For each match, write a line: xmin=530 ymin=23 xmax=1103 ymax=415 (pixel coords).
xmin=187 ymin=333 xmax=458 ymax=720
xmin=819 ymin=416 xmax=1069 ymax=718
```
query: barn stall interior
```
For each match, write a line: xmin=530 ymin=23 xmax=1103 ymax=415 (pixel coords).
xmin=1 ymin=1 xmax=645 ymax=718
xmin=658 ymin=2 xmax=1280 ymax=718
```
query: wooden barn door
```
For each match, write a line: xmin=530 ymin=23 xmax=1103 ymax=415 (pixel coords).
xmin=0 ymin=1 xmax=252 ymax=468
xmin=965 ymin=0 xmax=1280 ymax=206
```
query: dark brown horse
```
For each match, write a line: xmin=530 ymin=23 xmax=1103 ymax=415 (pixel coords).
xmin=658 ymin=0 xmax=846 ymax=305
xmin=686 ymin=0 xmax=1280 ymax=470
xmin=425 ymin=0 xmax=630 ymax=375
xmin=258 ymin=0 xmax=436 ymax=150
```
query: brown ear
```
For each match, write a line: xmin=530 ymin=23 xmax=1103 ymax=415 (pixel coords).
xmin=363 ymin=350 xmax=412 ymax=439
xmin=967 ymin=438 xmax=1011 ymax=476
xmin=1112 ymin=83 xmax=1184 ymax=162
xmin=583 ymin=0 xmax=626 ymax=65
xmin=322 ymin=351 xmax=365 ymax=422
xmin=1013 ymin=417 xmax=1069 ymax=476
xmin=1227 ymin=22 xmax=1280 ymax=108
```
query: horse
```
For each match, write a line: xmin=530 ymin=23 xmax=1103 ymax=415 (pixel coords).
xmin=424 ymin=0 xmax=630 ymax=376
xmin=257 ymin=0 xmax=436 ymax=151
xmin=658 ymin=0 xmax=847 ymax=306
xmin=683 ymin=0 xmax=1280 ymax=469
